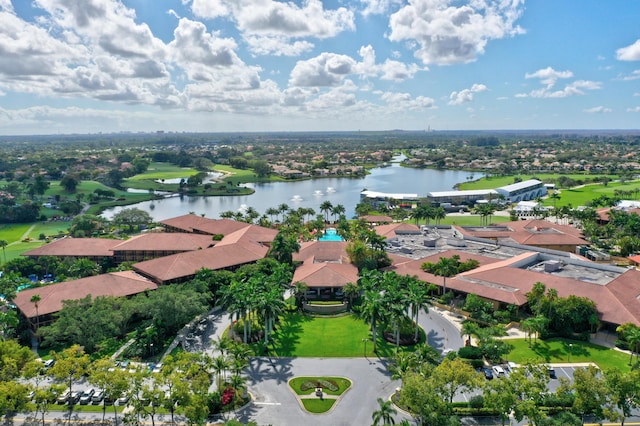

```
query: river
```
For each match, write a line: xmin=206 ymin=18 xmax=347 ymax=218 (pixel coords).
xmin=101 ymin=163 xmax=478 ymax=221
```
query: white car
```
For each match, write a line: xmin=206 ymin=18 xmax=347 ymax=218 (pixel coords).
xmin=492 ymin=365 xmax=506 ymax=377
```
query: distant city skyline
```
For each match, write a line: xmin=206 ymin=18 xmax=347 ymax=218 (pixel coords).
xmin=1 ymin=0 xmax=639 ymax=135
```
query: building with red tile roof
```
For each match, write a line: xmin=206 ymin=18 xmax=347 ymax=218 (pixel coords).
xmin=22 ymin=237 xmax=121 ymax=261
xmin=159 ymin=214 xmax=248 ymax=235
xmin=292 ymin=241 xmax=358 ymax=299
xmin=387 ymin=248 xmax=640 ymax=327
xmin=453 ymin=219 xmax=589 ymax=253
xmin=374 ymin=222 xmax=421 ymax=240
xmin=13 ymin=271 xmax=157 ymax=328
xmin=132 ymin=224 xmax=277 ymax=284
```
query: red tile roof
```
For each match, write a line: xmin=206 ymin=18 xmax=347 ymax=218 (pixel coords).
xmin=292 ymin=262 xmax=359 ymax=288
xmin=360 ymin=215 xmax=393 ymax=223
xmin=13 ymin=271 xmax=157 ymax=319
xmin=294 ymin=241 xmax=350 ymax=263
xmin=454 ymin=219 xmax=589 ymax=247
xmin=389 ymin=249 xmax=640 ymax=325
xmin=159 ymin=214 xmax=249 ymax=235
xmin=374 ymin=222 xmax=421 ymax=239
xmin=22 ymin=238 xmax=121 ymax=257
xmin=112 ymin=233 xmax=216 ymax=251
xmin=132 ymin=224 xmax=276 ymax=283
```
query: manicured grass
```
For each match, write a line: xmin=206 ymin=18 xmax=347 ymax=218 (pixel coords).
xmin=543 ymin=182 xmax=640 ymax=208
xmin=300 ymin=398 xmax=336 ymax=413
xmin=127 ymin=162 xmax=200 ymax=181
xmin=458 ymin=174 xmax=617 ymax=191
xmin=27 ymin=222 xmax=72 ymax=239
xmin=0 ymin=223 xmax=31 ymax=243
xmin=2 ymin=241 xmax=46 ymax=263
xmin=289 ymin=377 xmax=352 ymax=396
xmin=506 ymin=338 xmax=632 ymax=372
xmin=438 ymin=215 xmax=510 ymax=226
xmin=268 ymin=313 xmax=424 ymax=357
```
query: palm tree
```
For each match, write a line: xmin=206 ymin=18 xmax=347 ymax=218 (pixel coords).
xmin=211 ymin=355 xmax=230 ymax=388
xmin=277 ymin=203 xmax=290 ymax=222
xmin=360 ymin=290 xmax=385 ymax=353
xmin=265 ymin=207 xmax=279 ymax=223
xmin=0 ymin=239 xmax=7 ymax=265
xmin=30 ymin=294 xmax=42 ymax=333
xmin=291 ymin=281 xmax=309 ymax=309
xmin=521 ymin=317 xmax=536 ymax=347
xmin=423 ymin=255 xmax=459 ymax=296
xmin=371 ymin=397 xmax=397 ymax=426
xmin=625 ymin=326 xmax=640 ymax=365
xmin=406 ymin=276 xmax=429 ymax=342
xmin=343 ymin=282 xmax=360 ymax=309
xmin=331 ymin=204 xmax=346 ymax=222
xmin=319 ymin=200 xmax=333 ymax=223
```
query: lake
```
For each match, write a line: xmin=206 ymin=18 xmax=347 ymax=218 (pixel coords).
xmin=102 ymin=163 xmax=478 ymax=221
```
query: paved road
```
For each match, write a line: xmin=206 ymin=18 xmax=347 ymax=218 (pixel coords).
xmin=230 ymin=356 xmax=409 ymax=426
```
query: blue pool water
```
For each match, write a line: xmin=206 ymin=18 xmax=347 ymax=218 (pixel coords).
xmin=318 ymin=228 xmax=344 ymax=241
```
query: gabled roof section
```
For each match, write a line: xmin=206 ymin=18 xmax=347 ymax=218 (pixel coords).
xmin=292 ymin=262 xmax=359 ymax=288
xmin=112 ymin=233 xmax=216 ymax=252
xmin=13 ymin=271 xmax=157 ymax=318
xmin=455 ymin=219 xmax=588 ymax=247
xmin=294 ymin=241 xmax=350 ymax=263
xmin=214 ymin=224 xmax=278 ymax=246
xmin=22 ymin=237 xmax=120 ymax=258
xmin=159 ymin=214 xmax=218 ymax=233
xmin=133 ymin=240 xmax=269 ymax=283
xmin=375 ymin=222 xmax=421 ymax=239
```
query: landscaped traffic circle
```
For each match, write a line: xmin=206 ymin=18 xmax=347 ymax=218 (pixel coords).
xmin=288 ymin=376 xmax=352 ymax=414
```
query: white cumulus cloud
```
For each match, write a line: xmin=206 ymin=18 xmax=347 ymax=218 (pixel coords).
xmin=448 ymin=83 xmax=488 ymax=105
xmin=616 ymin=39 xmax=640 ymax=61
xmin=388 ymin=0 xmax=525 ymax=65
xmin=584 ymin=106 xmax=612 ymax=114
xmin=517 ymin=67 xmax=600 ymax=98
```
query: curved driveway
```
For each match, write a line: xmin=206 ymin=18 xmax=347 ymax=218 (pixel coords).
xmin=215 ymin=307 xmax=464 ymax=426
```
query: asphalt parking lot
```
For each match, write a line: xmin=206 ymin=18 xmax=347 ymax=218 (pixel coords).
xmin=455 ymin=363 xmax=582 ymax=403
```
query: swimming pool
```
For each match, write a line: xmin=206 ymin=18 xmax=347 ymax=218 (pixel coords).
xmin=318 ymin=228 xmax=344 ymax=241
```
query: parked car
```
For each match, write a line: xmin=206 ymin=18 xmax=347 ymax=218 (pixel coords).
xmin=43 ymin=359 xmax=55 ymax=369
xmin=79 ymin=388 xmax=95 ymax=405
xmin=92 ymin=390 xmax=104 ymax=403
xmin=482 ymin=367 xmax=494 ymax=380
xmin=116 ymin=395 xmax=130 ymax=406
xmin=492 ymin=365 xmax=506 ymax=377
xmin=57 ymin=390 xmax=71 ymax=404
xmin=69 ymin=391 xmax=81 ymax=405
xmin=548 ymin=367 xmax=556 ymax=379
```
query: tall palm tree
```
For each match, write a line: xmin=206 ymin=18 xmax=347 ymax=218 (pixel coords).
xmin=331 ymin=204 xmax=346 ymax=222
xmin=0 ymin=239 xmax=7 ymax=265
xmin=319 ymin=200 xmax=333 ymax=223
xmin=360 ymin=290 xmax=385 ymax=353
xmin=343 ymin=282 xmax=360 ymax=309
xmin=30 ymin=294 xmax=42 ymax=333
xmin=405 ymin=276 xmax=429 ymax=342
xmin=211 ymin=355 xmax=230 ymax=388
xmin=371 ymin=397 xmax=397 ymax=426
xmin=422 ymin=256 xmax=459 ymax=296
xmin=625 ymin=326 xmax=640 ymax=365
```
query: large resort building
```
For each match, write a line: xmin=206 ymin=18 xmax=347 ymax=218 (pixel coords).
xmin=361 ymin=178 xmax=547 ymax=207
xmin=13 ymin=211 xmax=640 ymax=332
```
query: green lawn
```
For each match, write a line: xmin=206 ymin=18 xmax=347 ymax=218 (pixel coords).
xmin=289 ymin=377 xmax=352 ymax=396
xmin=506 ymin=338 xmax=632 ymax=372
xmin=127 ymin=162 xmax=200 ymax=181
xmin=438 ymin=215 xmax=510 ymax=226
xmin=458 ymin=174 xmax=618 ymax=191
xmin=300 ymin=398 xmax=336 ymax=413
xmin=267 ymin=313 xmax=423 ymax=357
xmin=543 ymin=182 xmax=640 ymax=208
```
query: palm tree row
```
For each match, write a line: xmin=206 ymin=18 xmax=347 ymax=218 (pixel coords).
xmin=217 ymin=261 xmax=291 ymax=346
xmin=357 ymin=270 xmax=430 ymax=352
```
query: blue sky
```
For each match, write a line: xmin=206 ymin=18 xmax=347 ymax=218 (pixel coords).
xmin=1 ymin=0 xmax=639 ymax=135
